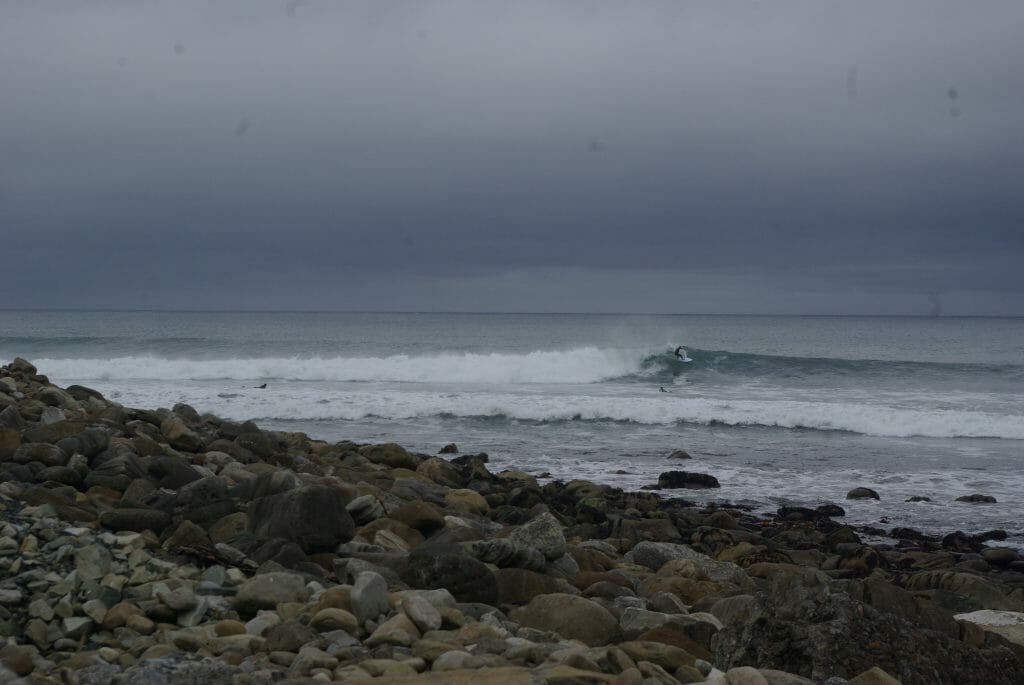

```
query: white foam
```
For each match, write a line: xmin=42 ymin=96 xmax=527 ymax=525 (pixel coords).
xmin=36 ymin=347 xmax=647 ymax=385
xmin=91 ymin=382 xmax=1024 ymax=440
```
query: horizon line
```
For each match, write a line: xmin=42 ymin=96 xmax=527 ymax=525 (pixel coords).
xmin=0 ymin=308 xmax=1021 ymax=319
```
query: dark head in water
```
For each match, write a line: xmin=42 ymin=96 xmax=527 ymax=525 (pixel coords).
xmin=255 ymin=383 xmax=267 ymax=389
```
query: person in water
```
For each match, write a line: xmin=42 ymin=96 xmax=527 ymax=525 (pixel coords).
xmin=659 ymin=386 xmax=668 ymax=393
xmin=674 ymin=346 xmax=687 ymax=360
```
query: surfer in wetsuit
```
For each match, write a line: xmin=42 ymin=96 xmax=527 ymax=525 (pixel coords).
xmin=674 ymin=346 xmax=687 ymax=360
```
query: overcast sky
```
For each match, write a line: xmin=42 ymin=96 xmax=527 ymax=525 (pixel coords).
xmin=2 ymin=1 xmax=1022 ymax=314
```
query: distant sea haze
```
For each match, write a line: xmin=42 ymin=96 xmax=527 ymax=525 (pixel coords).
xmin=3 ymin=311 xmax=1022 ymax=549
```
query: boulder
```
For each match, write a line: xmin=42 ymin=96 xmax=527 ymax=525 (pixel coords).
xmin=657 ymin=471 xmax=720 ymax=489
xmin=84 ymin=446 xmax=146 ymax=491
xmin=508 ymin=511 xmax=567 ymax=561
xmin=160 ymin=415 xmax=205 ymax=452
xmin=494 ymin=568 xmax=565 ymax=605
xmin=401 ymin=544 xmax=498 ymax=605
xmin=55 ymin=428 xmax=109 ymax=460
xmin=956 ymin=494 xmax=997 ymax=503
xmin=360 ymin=442 xmax=422 ymax=470
xmin=100 ymin=508 xmax=172 ymax=533
xmin=391 ymin=500 xmax=446 ymax=535
xmin=351 ymin=571 xmax=390 ymax=625
xmin=174 ymin=476 xmax=236 ymax=527
xmin=846 ymin=487 xmax=880 ymax=500
xmin=510 ymin=593 xmax=618 ymax=646
xmin=0 ymin=427 xmax=20 ymax=460
xmin=12 ymin=443 xmax=67 ymax=467
xmin=473 ymin=538 xmax=547 ymax=571
xmin=444 ymin=488 xmax=490 ymax=515
xmin=954 ymin=610 xmax=1024 ymax=648
xmin=712 ymin=570 xmax=1023 ymax=684
xmin=233 ymin=572 xmax=310 ymax=617
xmin=248 ymin=485 xmax=355 ymax=552
xmin=416 ymin=457 xmax=464 ymax=488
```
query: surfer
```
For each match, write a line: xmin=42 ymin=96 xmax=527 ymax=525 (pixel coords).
xmin=659 ymin=386 xmax=669 ymax=393
xmin=674 ymin=346 xmax=687 ymax=361
xmin=254 ymin=383 xmax=267 ymax=389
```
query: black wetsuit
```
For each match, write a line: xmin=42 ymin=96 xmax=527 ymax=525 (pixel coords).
xmin=674 ymin=346 xmax=685 ymax=360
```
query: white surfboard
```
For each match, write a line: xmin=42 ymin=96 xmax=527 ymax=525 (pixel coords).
xmin=676 ymin=356 xmax=693 ymax=363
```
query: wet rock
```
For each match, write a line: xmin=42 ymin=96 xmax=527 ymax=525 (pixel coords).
xmin=846 ymin=487 xmax=880 ymax=500
xmin=657 ymin=471 xmax=720 ymax=489
xmin=955 ymin=493 xmax=997 ymax=503
xmin=359 ymin=442 xmax=422 ymax=470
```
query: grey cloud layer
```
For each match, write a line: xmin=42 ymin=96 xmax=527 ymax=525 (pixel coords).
xmin=2 ymin=1 xmax=1022 ymax=313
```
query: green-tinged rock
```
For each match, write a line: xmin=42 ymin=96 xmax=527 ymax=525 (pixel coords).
xmin=617 ymin=641 xmax=697 ymax=671
xmin=510 ymin=593 xmax=618 ymax=646
xmin=359 ymin=442 xmax=422 ymax=469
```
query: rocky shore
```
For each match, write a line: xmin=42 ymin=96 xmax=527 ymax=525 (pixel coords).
xmin=1 ymin=357 xmax=1023 ymax=685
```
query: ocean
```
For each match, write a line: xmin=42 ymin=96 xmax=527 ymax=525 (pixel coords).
xmin=2 ymin=310 xmax=1022 ymax=549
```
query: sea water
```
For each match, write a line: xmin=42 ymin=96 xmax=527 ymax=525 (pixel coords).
xmin=2 ymin=310 xmax=1022 ymax=548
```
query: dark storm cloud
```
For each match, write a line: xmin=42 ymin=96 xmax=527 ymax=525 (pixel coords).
xmin=1 ymin=0 xmax=1022 ymax=314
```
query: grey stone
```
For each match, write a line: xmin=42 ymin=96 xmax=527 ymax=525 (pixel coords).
xmin=233 ymin=572 xmax=310 ymax=617
xmin=508 ymin=512 xmax=567 ymax=561
xmin=351 ymin=571 xmax=389 ymax=625
xmin=75 ymin=544 xmax=113 ymax=581
xmin=401 ymin=593 xmax=442 ymax=633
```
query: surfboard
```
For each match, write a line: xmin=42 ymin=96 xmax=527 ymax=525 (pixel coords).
xmin=676 ymin=356 xmax=693 ymax=363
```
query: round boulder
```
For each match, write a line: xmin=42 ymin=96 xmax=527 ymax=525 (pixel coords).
xmin=233 ymin=572 xmax=310 ymax=617
xmin=510 ymin=593 xmax=619 ymax=646
xmin=846 ymin=487 xmax=880 ymax=500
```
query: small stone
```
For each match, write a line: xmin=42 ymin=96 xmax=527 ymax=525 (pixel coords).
xmin=364 ymin=613 xmax=420 ymax=648
xmin=62 ymin=616 xmax=94 ymax=640
xmin=401 ymin=594 xmax=442 ymax=633
xmin=214 ymin=619 xmax=246 ymax=636
xmin=309 ymin=608 xmax=358 ymax=634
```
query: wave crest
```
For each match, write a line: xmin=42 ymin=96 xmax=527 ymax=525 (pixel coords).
xmin=35 ymin=347 xmax=647 ymax=385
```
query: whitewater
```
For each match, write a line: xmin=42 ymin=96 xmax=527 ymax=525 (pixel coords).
xmin=3 ymin=310 xmax=1023 ymax=548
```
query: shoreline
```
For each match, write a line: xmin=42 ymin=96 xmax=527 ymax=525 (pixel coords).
xmin=1 ymin=357 xmax=1023 ymax=684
